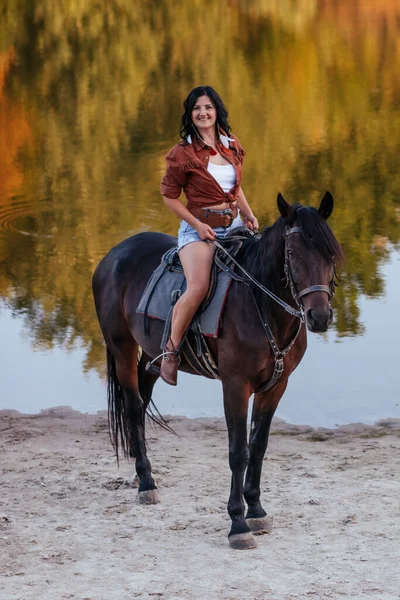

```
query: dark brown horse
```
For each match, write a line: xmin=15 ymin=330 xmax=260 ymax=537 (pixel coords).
xmin=92 ymin=192 xmax=343 ymax=550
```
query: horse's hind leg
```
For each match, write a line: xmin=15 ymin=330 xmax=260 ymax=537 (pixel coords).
xmin=243 ymin=381 xmax=288 ymax=534
xmin=107 ymin=343 xmax=160 ymax=504
xmin=136 ymin=350 xmax=163 ymax=494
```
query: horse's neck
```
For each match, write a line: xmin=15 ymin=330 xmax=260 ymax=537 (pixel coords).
xmin=241 ymin=231 xmax=296 ymax=333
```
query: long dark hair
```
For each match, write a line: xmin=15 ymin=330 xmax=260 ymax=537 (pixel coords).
xmin=180 ymin=86 xmax=231 ymax=142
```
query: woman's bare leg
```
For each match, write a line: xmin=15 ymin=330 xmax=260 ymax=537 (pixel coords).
xmin=160 ymin=240 xmax=215 ymax=385
xmin=170 ymin=241 xmax=216 ymax=347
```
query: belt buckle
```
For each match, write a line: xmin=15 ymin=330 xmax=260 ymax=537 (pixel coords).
xmin=225 ymin=210 xmax=234 ymax=227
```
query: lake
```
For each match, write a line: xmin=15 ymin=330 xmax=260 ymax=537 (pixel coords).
xmin=1 ymin=1 xmax=400 ymax=427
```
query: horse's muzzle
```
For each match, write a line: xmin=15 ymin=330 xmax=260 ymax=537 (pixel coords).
xmin=305 ymin=307 xmax=333 ymax=333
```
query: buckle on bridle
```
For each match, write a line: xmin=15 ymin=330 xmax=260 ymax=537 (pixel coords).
xmin=299 ymin=306 xmax=305 ymax=323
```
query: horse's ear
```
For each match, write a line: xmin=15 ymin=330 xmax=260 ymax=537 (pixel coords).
xmin=277 ymin=193 xmax=292 ymax=218
xmin=319 ymin=191 xmax=334 ymax=220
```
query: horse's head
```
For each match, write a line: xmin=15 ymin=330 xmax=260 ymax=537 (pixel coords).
xmin=277 ymin=191 xmax=343 ymax=333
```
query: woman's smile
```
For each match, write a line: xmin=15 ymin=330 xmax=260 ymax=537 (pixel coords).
xmin=192 ymin=95 xmax=217 ymax=130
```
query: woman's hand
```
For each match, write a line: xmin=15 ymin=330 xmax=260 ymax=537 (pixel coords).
xmin=195 ymin=222 xmax=217 ymax=241
xmin=243 ymin=214 xmax=259 ymax=231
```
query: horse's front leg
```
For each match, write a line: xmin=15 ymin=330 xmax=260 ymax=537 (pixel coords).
xmin=244 ymin=380 xmax=288 ymax=534
xmin=223 ymin=380 xmax=256 ymax=550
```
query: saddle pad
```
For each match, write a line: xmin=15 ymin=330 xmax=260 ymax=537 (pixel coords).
xmin=136 ymin=261 xmax=232 ymax=338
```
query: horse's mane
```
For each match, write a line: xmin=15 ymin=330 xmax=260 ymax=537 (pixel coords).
xmin=292 ymin=205 xmax=344 ymax=264
xmin=238 ymin=205 xmax=344 ymax=294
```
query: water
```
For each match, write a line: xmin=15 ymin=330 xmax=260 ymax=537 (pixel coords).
xmin=4 ymin=250 xmax=400 ymax=427
xmin=1 ymin=2 xmax=400 ymax=426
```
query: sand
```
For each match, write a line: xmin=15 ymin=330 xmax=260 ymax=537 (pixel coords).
xmin=0 ymin=407 xmax=399 ymax=600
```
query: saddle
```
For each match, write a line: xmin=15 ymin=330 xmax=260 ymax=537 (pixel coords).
xmin=136 ymin=228 xmax=254 ymax=379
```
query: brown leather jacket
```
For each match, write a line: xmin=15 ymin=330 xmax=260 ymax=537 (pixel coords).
xmin=160 ymin=132 xmax=245 ymax=211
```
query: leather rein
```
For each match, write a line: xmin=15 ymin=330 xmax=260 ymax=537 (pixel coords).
xmin=213 ymin=225 xmax=336 ymax=393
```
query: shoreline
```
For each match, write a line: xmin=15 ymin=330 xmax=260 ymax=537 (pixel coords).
xmin=1 ymin=405 xmax=400 ymax=438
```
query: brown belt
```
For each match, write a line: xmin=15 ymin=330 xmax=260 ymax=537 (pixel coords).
xmin=188 ymin=205 xmax=238 ymax=228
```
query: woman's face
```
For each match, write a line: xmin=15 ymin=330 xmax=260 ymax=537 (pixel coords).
xmin=191 ymin=95 xmax=217 ymax=134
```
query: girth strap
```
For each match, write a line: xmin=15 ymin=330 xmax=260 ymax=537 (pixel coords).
xmin=181 ymin=339 xmax=215 ymax=379
xmin=191 ymin=318 xmax=220 ymax=379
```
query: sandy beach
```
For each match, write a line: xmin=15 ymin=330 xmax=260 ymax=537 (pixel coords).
xmin=1 ymin=407 xmax=399 ymax=600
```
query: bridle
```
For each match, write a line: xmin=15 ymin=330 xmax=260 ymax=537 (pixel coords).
xmin=213 ymin=226 xmax=336 ymax=321
xmin=284 ymin=226 xmax=337 ymax=311
xmin=212 ymin=226 xmax=337 ymax=392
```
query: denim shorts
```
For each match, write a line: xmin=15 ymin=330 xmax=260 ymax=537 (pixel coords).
xmin=178 ymin=212 xmax=243 ymax=250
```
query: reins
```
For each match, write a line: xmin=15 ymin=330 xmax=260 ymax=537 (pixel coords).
xmin=213 ymin=225 xmax=335 ymax=317
xmin=149 ymin=226 xmax=336 ymax=394
xmin=212 ymin=226 xmax=335 ymax=393
xmin=211 ymin=233 xmax=305 ymax=393
xmin=212 ymin=236 xmax=305 ymax=320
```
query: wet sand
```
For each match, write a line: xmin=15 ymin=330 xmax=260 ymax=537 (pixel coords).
xmin=1 ymin=407 xmax=399 ymax=600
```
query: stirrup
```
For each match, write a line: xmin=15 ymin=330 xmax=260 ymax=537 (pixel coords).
xmin=145 ymin=361 xmax=160 ymax=376
xmin=147 ymin=341 xmax=181 ymax=370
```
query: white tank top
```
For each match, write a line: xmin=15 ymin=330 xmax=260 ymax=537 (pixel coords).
xmin=207 ymin=161 xmax=236 ymax=192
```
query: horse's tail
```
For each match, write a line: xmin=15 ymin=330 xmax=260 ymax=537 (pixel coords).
xmin=106 ymin=347 xmax=130 ymax=463
xmin=106 ymin=347 xmax=175 ymax=463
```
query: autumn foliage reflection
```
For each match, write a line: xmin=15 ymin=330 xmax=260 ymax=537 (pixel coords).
xmin=0 ymin=0 xmax=400 ymax=374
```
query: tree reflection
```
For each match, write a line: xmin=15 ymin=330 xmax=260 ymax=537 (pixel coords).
xmin=0 ymin=0 xmax=400 ymax=375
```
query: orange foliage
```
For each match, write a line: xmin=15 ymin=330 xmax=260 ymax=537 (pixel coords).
xmin=0 ymin=47 xmax=33 ymax=203
xmin=0 ymin=46 xmax=16 ymax=93
xmin=320 ymin=0 xmax=400 ymax=37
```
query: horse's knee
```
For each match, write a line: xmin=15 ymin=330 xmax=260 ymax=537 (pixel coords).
xmin=229 ymin=446 xmax=250 ymax=472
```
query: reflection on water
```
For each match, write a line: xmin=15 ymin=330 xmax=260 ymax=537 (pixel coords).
xmin=3 ymin=251 xmax=400 ymax=427
xmin=1 ymin=1 xmax=400 ymax=422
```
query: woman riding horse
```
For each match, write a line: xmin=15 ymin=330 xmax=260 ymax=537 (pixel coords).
xmin=92 ymin=83 xmax=344 ymax=547
xmin=160 ymin=86 xmax=259 ymax=385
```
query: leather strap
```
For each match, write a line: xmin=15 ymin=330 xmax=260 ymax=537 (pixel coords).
xmin=297 ymin=285 xmax=331 ymax=298
xmin=189 ymin=205 xmax=238 ymax=228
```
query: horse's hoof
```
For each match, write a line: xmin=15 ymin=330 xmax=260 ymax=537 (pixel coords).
xmin=228 ymin=532 xmax=257 ymax=550
xmin=246 ymin=516 xmax=272 ymax=535
xmin=138 ymin=489 xmax=160 ymax=505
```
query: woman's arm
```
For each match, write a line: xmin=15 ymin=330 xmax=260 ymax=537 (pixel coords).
xmin=163 ymin=196 xmax=216 ymax=241
xmin=236 ymin=187 xmax=259 ymax=230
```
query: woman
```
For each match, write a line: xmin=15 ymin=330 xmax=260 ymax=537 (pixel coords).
xmin=160 ymin=86 xmax=259 ymax=385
